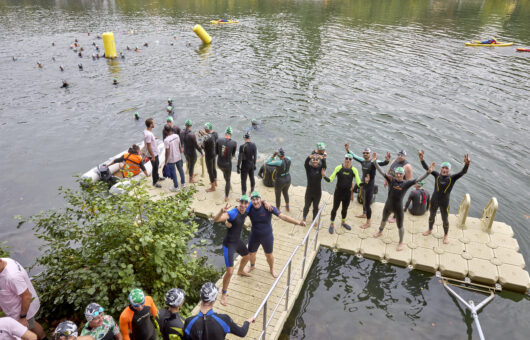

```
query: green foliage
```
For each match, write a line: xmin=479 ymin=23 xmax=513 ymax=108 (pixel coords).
xmin=0 ymin=241 xmax=10 ymax=257
xmin=20 ymin=178 xmax=219 ymax=322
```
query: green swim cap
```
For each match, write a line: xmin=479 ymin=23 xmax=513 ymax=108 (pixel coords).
xmin=225 ymin=126 xmax=232 ymax=135
xmin=250 ymin=191 xmax=261 ymax=199
xmin=185 ymin=119 xmax=192 ymax=127
xmin=168 ymin=97 xmax=173 ymax=102
xmin=134 ymin=112 xmax=139 ymax=117
xmin=441 ymin=162 xmax=451 ymax=170
xmin=395 ymin=167 xmax=405 ymax=174
xmin=317 ymin=142 xmax=326 ymax=151
xmin=251 ymin=119 xmax=258 ymax=124
xmin=240 ymin=195 xmax=249 ymax=202
xmin=418 ymin=180 xmax=425 ymax=186
xmin=167 ymin=106 xmax=173 ymax=111
xmin=345 ymin=153 xmax=353 ymax=159
xmin=167 ymin=116 xmax=173 ymax=122
xmin=204 ymin=122 xmax=213 ymax=130
xmin=129 ymin=288 xmax=145 ymax=306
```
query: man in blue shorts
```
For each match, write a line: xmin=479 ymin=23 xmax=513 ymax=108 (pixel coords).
xmin=213 ymin=195 xmax=253 ymax=306
xmin=245 ymin=191 xmax=305 ymax=277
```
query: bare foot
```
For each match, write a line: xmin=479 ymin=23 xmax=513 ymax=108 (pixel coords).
xmin=396 ymin=243 xmax=404 ymax=251
xmin=224 ymin=197 xmax=229 ymax=202
xmin=422 ymin=230 xmax=432 ymax=236
xmin=237 ymin=269 xmax=251 ymax=277
xmin=270 ymin=269 xmax=278 ymax=278
xmin=443 ymin=236 xmax=449 ymax=244
xmin=248 ymin=265 xmax=255 ymax=272
xmin=190 ymin=178 xmax=199 ymax=183
xmin=206 ymin=187 xmax=215 ymax=192
xmin=356 ymin=213 xmax=367 ymax=218
xmin=373 ymin=231 xmax=383 ymax=238
xmin=360 ymin=222 xmax=371 ymax=229
xmin=388 ymin=217 xmax=396 ymax=223
xmin=220 ymin=293 xmax=228 ymax=306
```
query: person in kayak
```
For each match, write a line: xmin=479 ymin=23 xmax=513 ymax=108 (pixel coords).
xmin=480 ymin=37 xmax=498 ymax=44
xmin=267 ymin=148 xmax=291 ymax=211
xmin=302 ymin=153 xmax=326 ymax=223
xmin=419 ymin=150 xmax=470 ymax=244
xmin=404 ymin=180 xmax=430 ymax=216
xmin=156 ymin=288 xmax=186 ymax=340
xmin=216 ymin=127 xmax=237 ymax=202
xmin=213 ymin=195 xmax=252 ymax=306
xmin=345 ymin=144 xmax=390 ymax=229
xmin=237 ymin=133 xmax=257 ymax=195
xmin=324 ymin=153 xmax=361 ymax=234
xmin=373 ymin=153 xmax=434 ymax=251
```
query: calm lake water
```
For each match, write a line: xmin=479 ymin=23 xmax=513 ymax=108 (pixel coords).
xmin=1 ymin=0 xmax=529 ymax=338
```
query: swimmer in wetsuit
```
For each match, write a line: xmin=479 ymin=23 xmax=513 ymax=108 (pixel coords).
xmin=345 ymin=144 xmax=390 ymax=229
xmin=267 ymin=148 xmax=291 ymax=211
xmin=237 ymin=133 xmax=257 ymax=195
xmin=404 ymin=180 xmax=430 ymax=216
xmin=182 ymin=120 xmax=203 ymax=184
xmin=386 ymin=150 xmax=413 ymax=223
xmin=216 ymin=127 xmax=237 ymax=202
xmin=324 ymin=153 xmax=362 ymax=234
xmin=373 ymin=153 xmax=434 ymax=251
xmin=213 ymin=195 xmax=252 ymax=306
xmin=302 ymin=152 xmax=326 ymax=223
xmin=201 ymin=122 xmax=219 ymax=192
xmin=419 ymin=150 xmax=470 ymax=244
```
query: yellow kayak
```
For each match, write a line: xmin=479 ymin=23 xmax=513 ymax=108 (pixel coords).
xmin=210 ymin=20 xmax=239 ymax=24
xmin=465 ymin=42 xmax=513 ymax=47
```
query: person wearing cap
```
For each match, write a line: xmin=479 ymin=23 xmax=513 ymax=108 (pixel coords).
xmin=404 ymin=180 xmax=430 ymax=216
xmin=80 ymin=303 xmax=122 ymax=340
xmin=166 ymin=106 xmax=174 ymax=116
xmin=266 ymin=148 xmax=292 ymax=211
xmin=144 ymin=118 xmax=164 ymax=188
xmin=213 ymin=195 xmax=253 ymax=306
xmin=324 ymin=153 xmax=362 ymax=234
xmin=373 ymin=153 xmax=434 ymax=251
xmin=237 ymin=133 xmax=257 ymax=196
xmin=183 ymin=282 xmax=254 ymax=340
xmin=419 ymin=150 xmax=470 ymax=244
xmin=181 ymin=120 xmax=203 ymax=184
xmin=0 ymin=257 xmax=47 ymax=340
xmin=246 ymin=118 xmax=260 ymax=133
xmin=312 ymin=143 xmax=327 ymax=165
xmin=156 ymin=288 xmax=186 ymax=340
xmin=200 ymin=122 xmax=219 ymax=192
xmin=216 ymin=127 xmax=238 ymax=202
xmin=163 ymin=124 xmax=185 ymax=192
xmin=53 ymin=321 xmax=94 ymax=340
xmin=243 ymin=191 xmax=305 ymax=277
xmin=302 ymin=152 xmax=326 ymax=223
xmin=0 ymin=317 xmax=37 ymax=340
xmin=385 ymin=149 xmax=413 ymax=222
xmin=163 ymin=117 xmax=181 ymax=140
xmin=119 ymin=288 xmax=159 ymax=340
xmin=345 ymin=144 xmax=391 ymax=229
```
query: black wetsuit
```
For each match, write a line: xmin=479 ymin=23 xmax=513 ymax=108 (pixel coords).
xmin=404 ymin=188 xmax=430 ymax=216
xmin=163 ymin=125 xmax=181 ymax=141
xmin=182 ymin=129 xmax=201 ymax=178
xmin=268 ymin=157 xmax=291 ymax=208
xmin=351 ymin=153 xmax=388 ymax=219
xmin=328 ymin=165 xmax=361 ymax=222
xmin=422 ymin=160 xmax=469 ymax=234
xmin=303 ymin=156 xmax=326 ymax=221
xmin=216 ymin=138 xmax=237 ymax=197
xmin=223 ymin=208 xmax=249 ymax=267
xmin=237 ymin=142 xmax=257 ymax=194
xmin=157 ymin=309 xmax=185 ymax=340
xmin=202 ymin=131 xmax=218 ymax=183
xmin=183 ymin=309 xmax=249 ymax=340
xmin=129 ymin=305 xmax=157 ymax=340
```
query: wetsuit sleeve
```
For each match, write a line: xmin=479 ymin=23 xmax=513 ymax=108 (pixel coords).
xmin=404 ymin=192 xmax=413 ymax=211
xmin=139 ymin=161 xmax=146 ymax=171
xmin=237 ymin=145 xmax=243 ymax=170
xmin=353 ymin=167 xmax=361 ymax=187
xmin=377 ymin=159 xmax=389 ymax=166
xmin=451 ymin=163 xmax=469 ymax=182
xmin=304 ymin=156 xmax=311 ymax=170
xmin=321 ymin=157 xmax=327 ymax=170
xmin=272 ymin=206 xmax=281 ymax=216
xmin=350 ymin=152 xmax=363 ymax=163
xmin=406 ymin=171 xmax=430 ymax=190
xmin=267 ymin=157 xmax=282 ymax=166
xmin=374 ymin=161 xmax=391 ymax=183
xmin=219 ymin=315 xmax=250 ymax=337
xmin=112 ymin=155 xmax=126 ymax=164
xmin=252 ymin=144 xmax=257 ymax=166
xmin=328 ymin=165 xmax=342 ymax=183
xmin=119 ymin=309 xmax=132 ymax=340
xmin=421 ymin=160 xmax=438 ymax=177
xmin=192 ymin=135 xmax=201 ymax=153
xmin=146 ymin=296 xmax=159 ymax=318
xmin=227 ymin=208 xmax=239 ymax=222
xmin=231 ymin=141 xmax=237 ymax=158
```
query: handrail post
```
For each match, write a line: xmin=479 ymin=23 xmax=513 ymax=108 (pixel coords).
xmin=302 ymin=237 xmax=308 ymax=278
xmin=263 ymin=301 xmax=267 ymax=340
xmin=286 ymin=260 xmax=292 ymax=311
xmin=314 ymin=207 xmax=322 ymax=251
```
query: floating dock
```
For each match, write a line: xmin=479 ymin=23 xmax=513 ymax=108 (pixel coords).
xmin=146 ymin=171 xmax=528 ymax=339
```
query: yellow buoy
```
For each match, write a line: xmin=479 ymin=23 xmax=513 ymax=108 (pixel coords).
xmin=193 ymin=24 xmax=212 ymax=44
xmin=102 ymin=32 xmax=117 ymax=58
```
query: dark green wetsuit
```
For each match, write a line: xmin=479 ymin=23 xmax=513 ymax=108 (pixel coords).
xmin=267 ymin=156 xmax=291 ymax=208
xmin=328 ymin=165 xmax=361 ymax=223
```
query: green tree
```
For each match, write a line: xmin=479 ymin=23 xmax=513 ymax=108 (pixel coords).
xmin=18 ymin=178 xmax=218 ymax=322
xmin=0 ymin=241 xmax=10 ymax=257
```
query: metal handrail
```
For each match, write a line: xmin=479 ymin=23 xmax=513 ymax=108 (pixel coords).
xmin=253 ymin=202 xmax=326 ymax=340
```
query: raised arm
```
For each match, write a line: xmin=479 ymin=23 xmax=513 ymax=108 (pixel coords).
xmin=345 ymin=143 xmax=363 ymax=163
xmin=304 ymin=155 xmax=311 ymax=170
xmin=377 ymin=152 xmax=391 ymax=166
xmin=452 ymin=154 xmax=470 ymax=181
xmin=267 ymin=152 xmax=282 ymax=166
xmin=373 ymin=153 xmax=391 ymax=182
xmin=213 ymin=204 xmax=231 ymax=223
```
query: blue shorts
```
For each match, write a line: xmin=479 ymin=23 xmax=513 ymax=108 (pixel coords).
xmin=223 ymin=240 xmax=249 ymax=267
xmin=248 ymin=232 xmax=274 ymax=254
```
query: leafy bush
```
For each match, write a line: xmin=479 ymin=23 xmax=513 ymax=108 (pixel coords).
xmin=18 ymin=178 xmax=219 ymax=322
xmin=0 ymin=241 xmax=10 ymax=257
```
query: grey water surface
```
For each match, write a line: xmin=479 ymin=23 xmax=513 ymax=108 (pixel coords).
xmin=0 ymin=0 xmax=529 ymax=339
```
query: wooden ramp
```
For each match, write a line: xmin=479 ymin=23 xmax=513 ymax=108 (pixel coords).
xmin=147 ymin=171 xmax=530 ymax=339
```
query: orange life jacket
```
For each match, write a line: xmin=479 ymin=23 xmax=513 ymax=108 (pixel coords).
xmin=121 ymin=153 xmax=142 ymax=177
